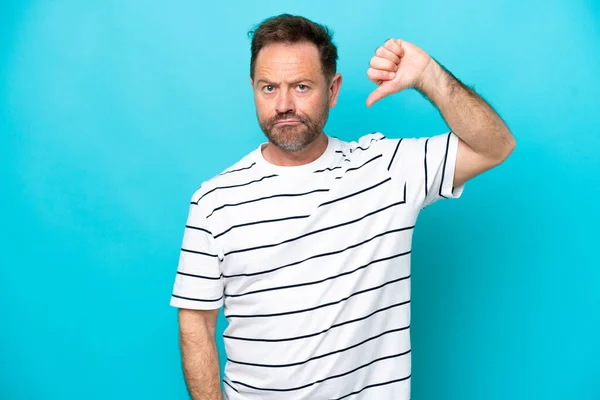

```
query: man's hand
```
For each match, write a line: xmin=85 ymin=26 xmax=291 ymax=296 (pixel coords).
xmin=366 ymin=37 xmax=516 ymax=187
xmin=366 ymin=39 xmax=434 ymax=107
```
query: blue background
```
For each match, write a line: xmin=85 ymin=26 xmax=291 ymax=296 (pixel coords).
xmin=2 ymin=0 xmax=599 ymax=399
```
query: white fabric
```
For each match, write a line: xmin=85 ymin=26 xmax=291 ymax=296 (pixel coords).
xmin=170 ymin=131 xmax=464 ymax=400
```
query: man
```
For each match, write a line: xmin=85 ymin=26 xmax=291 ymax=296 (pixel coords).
xmin=170 ymin=13 xmax=515 ymax=400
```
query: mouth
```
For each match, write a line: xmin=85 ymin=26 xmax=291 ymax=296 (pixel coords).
xmin=274 ymin=120 xmax=302 ymax=126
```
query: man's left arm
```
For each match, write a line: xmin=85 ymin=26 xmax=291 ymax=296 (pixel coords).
xmin=417 ymin=61 xmax=516 ymax=187
xmin=366 ymin=39 xmax=516 ymax=187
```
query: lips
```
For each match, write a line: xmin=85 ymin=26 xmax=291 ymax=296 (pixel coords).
xmin=275 ymin=120 xmax=302 ymax=125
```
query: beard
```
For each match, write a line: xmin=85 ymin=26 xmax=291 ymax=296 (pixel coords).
xmin=258 ymin=100 xmax=330 ymax=153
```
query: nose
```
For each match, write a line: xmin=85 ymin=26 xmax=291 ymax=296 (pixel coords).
xmin=275 ymin=89 xmax=295 ymax=114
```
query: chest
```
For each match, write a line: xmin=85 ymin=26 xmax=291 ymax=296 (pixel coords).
xmin=214 ymin=163 xmax=415 ymax=282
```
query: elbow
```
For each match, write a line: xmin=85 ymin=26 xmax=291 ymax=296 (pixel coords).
xmin=505 ymin=134 xmax=516 ymax=158
xmin=494 ymin=133 xmax=516 ymax=166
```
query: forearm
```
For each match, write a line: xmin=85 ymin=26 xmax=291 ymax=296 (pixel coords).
xmin=179 ymin=322 xmax=222 ymax=400
xmin=418 ymin=60 xmax=515 ymax=161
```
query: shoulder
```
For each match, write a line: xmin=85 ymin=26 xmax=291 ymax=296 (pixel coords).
xmin=338 ymin=131 xmax=454 ymax=171
xmin=336 ymin=131 xmax=421 ymax=159
xmin=337 ymin=132 xmax=386 ymax=155
xmin=190 ymin=151 xmax=258 ymax=207
xmin=337 ymin=131 xmax=428 ymax=153
xmin=364 ymin=131 xmax=452 ymax=157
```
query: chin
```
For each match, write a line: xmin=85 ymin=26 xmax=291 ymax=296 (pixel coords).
xmin=271 ymin=133 xmax=314 ymax=152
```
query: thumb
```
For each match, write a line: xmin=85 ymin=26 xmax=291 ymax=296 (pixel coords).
xmin=366 ymin=84 xmax=396 ymax=107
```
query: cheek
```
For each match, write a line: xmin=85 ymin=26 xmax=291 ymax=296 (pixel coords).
xmin=301 ymin=94 xmax=327 ymax=115
xmin=254 ymin=97 xmax=271 ymax=118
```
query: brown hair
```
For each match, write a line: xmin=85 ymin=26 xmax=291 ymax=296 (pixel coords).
xmin=248 ymin=14 xmax=338 ymax=82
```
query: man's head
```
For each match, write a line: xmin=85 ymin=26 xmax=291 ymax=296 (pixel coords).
xmin=248 ymin=14 xmax=342 ymax=152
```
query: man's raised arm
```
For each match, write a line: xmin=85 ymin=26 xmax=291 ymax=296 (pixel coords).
xmin=366 ymin=38 xmax=516 ymax=187
xmin=417 ymin=58 xmax=516 ymax=187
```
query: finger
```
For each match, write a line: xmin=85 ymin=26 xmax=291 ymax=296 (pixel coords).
xmin=384 ymin=38 xmax=405 ymax=58
xmin=369 ymin=56 xmax=397 ymax=72
xmin=366 ymin=84 xmax=396 ymax=108
xmin=375 ymin=46 xmax=401 ymax=64
xmin=367 ymin=67 xmax=395 ymax=83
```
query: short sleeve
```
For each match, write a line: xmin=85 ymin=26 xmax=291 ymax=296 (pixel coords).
xmin=379 ymin=131 xmax=465 ymax=209
xmin=420 ymin=131 xmax=464 ymax=208
xmin=170 ymin=193 xmax=224 ymax=310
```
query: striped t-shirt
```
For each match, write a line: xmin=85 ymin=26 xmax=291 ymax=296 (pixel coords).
xmin=170 ymin=131 xmax=464 ymax=400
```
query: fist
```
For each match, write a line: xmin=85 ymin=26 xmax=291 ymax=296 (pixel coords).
xmin=366 ymin=39 xmax=433 ymax=107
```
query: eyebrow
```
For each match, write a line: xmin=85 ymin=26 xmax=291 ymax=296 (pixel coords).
xmin=255 ymin=78 xmax=316 ymax=86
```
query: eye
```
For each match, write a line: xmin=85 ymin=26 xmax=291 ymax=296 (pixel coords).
xmin=262 ymin=85 xmax=275 ymax=93
xmin=297 ymin=84 xmax=309 ymax=92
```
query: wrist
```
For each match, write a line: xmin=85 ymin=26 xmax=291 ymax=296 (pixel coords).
xmin=415 ymin=59 xmax=450 ymax=103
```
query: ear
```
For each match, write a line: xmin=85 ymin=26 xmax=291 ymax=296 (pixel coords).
xmin=249 ymin=77 xmax=254 ymax=89
xmin=328 ymin=73 xmax=343 ymax=108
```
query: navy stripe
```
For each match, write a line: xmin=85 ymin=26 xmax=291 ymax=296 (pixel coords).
xmin=214 ymin=214 xmax=311 ymax=239
xmin=223 ymin=200 xmax=405 ymax=257
xmin=331 ymin=375 xmax=411 ymax=400
xmin=319 ymin=177 xmax=390 ymax=208
xmin=225 ymin=250 xmax=410 ymax=298
xmin=223 ymin=299 xmax=410 ymax=343
xmin=223 ymin=379 xmax=240 ymax=393
xmin=219 ymin=162 xmax=256 ymax=176
xmin=229 ymin=350 xmax=411 ymax=392
xmin=424 ymin=138 xmax=430 ymax=198
xmin=348 ymin=135 xmax=385 ymax=153
xmin=387 ymin=139 xmax=402 ymax=171
xmin=314 ymin=165 xmax=342 ymax=173
xmin=185 ymin=225 xmax=212 ymax=235
xmin=193 ymin=174 xmax=278 ymax=204
xmin=227 ymin=326 xmax=409 ymax=368
xmin=177 ymin=271 xmax=222 ymax=280
xmin=337 ymin=154 xmax=382 ymax=176
xmin=180 ymin=248 xmax=219 ymax=257
xmin=224 ymin=274 xmax=410 ymax=319
xmin=207 ymin=188 xmax=329 ymax=219
xmin=171 ymin=293 xmax=223 ymax=302
xmin=223 ymin=223 xmax=413 ymax=279
xmin=439 ymin=132 xmax=452 ymax=199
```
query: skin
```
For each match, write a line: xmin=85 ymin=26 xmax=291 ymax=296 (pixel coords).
xmin=178 ymin=308 xmax=221 ymax=400
xmin=366 ymin=38 xmax=516 ymax=187
xmin=250 ymin=41 xmax=342 ymax=166
xmin=179 ymin=36 xmax=516 ymax=400
xmin=248 ymin=39 xmax=515 ymax=185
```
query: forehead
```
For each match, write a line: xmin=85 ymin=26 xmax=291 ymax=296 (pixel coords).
xmin=254 ymin=42 xmax=323 ymax=81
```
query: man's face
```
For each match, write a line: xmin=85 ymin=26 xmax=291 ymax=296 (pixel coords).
xmin=251 ymin=42 xmax=341 ymax=152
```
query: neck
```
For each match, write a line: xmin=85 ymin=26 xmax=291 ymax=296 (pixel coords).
xmin=262 ymin=133 xmax=328 ymax=166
